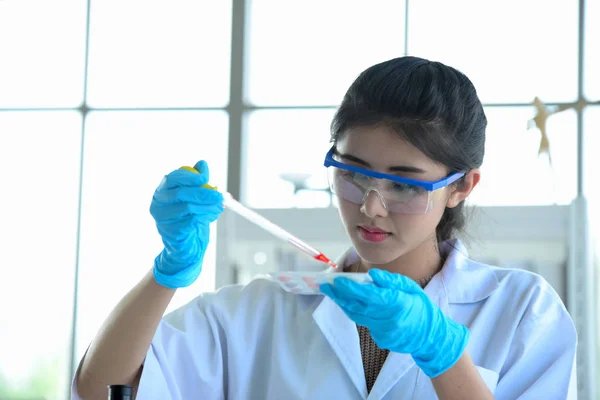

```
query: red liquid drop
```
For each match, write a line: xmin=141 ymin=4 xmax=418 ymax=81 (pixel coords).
xmin=314 ymin=253 xmax=337 ymax=268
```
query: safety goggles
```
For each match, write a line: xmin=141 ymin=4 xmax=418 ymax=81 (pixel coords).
xmin=323 ymin=146 xmax=465 ymax=214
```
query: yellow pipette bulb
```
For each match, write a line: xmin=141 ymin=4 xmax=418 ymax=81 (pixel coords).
xmin=179 ymin=166 xmax=218 ymax=190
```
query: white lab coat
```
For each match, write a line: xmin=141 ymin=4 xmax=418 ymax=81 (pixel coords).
xmin=72 ymin=240 xmax=577 ymax=399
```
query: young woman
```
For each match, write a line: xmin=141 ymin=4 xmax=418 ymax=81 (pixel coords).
xmin=73 ymin=57 xmax=577 ymax=400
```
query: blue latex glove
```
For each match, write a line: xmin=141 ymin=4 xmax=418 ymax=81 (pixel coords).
xmin=320 ymin=269 xmax=469 ymax=378
xmin=150 ymin=161 xmax=223 ymax=289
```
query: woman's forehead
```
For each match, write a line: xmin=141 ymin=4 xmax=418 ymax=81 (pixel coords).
xmin=336 ymin=125 xmax=439 ymax=171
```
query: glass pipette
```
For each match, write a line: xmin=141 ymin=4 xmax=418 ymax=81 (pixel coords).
xmin=223 ymin=193 xmax=338 ymax=269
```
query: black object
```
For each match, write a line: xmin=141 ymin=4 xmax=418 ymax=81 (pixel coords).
xmin=108 ymin=384 xmax=133 ymax=400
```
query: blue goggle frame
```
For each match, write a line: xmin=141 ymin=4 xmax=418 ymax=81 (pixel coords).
xmin=323 ymin=146 xmax=465 ymax=192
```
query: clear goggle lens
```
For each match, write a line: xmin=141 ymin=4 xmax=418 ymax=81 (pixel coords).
xmin=327 ymin=166 xmax=439 ymax=214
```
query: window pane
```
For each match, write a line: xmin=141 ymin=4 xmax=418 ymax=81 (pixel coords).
xmin=244 ymin=109 xmax=335 ymax=208
xmin=0 ymin=112 xmax=81 ymax=399
xmin=585 ymin=0 xmax=600 ymax=99
xmin=87 ymin=1 xmax=232 ymax=108
xmin=246 ymin=0 xmax=406 ymax=106
xmin=76 ymin=111 xmax=228 ymax=360
xmin=469 ymin=107 xmax=577 ymax=206
xmin=408 ymin=0 xmax=578 ymax=103
xmin=244 ymin=108 xmax=577 ymax=209
xmin=0 ymin=1 xmax=87 ymax=107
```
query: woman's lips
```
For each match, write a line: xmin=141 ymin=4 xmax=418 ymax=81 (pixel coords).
xmin=358 ymin=226 xmax=391 ymax=242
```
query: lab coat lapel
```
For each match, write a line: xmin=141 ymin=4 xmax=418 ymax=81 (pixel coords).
xmin=368 ymin=274 xmax=450 ymax=400
xmin=313 ymin=295 xmax=367 ymax=398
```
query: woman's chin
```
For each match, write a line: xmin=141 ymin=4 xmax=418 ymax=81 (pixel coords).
xmin=352 ymin=237 xmax=406 ymax=267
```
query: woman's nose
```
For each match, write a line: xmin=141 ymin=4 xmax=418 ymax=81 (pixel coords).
xmin=360 ymin=189 xmax=389 ymax=218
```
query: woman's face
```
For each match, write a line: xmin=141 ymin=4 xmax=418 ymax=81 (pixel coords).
xmin=334 ymin=124 xmax=478 ymax=267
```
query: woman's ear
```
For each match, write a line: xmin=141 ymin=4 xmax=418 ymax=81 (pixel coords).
xmin=446 ymin=169 xmax=480 ymax=208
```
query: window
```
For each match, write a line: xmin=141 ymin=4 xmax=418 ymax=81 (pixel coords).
xmin=243 ymin=109 xmax=335 ymax=208
xmin=0 ymin=111 xmax=81 ymax=399
xmin=408 ymin=0 xmax=578 ymax=103
xmin=585 ymin=0 xmax=599 ymax=99
xmin=72 ymin=0 xmax=233 ymax=372
xmin=469 ymin=107 xmax=577 ymax=206
xmin=246 ymin=0 xmax=407 ymax=106
xmin=75 ymin=111 xmax=228 ymax=360
xmin=0 ymin=1 xmax=87 ymax=107
xmin=86 ymin=1 xmax=232 ymax=107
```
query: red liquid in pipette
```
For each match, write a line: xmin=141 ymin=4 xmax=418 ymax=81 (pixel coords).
xmin=314 ymin=253 xmax=337 ymax=268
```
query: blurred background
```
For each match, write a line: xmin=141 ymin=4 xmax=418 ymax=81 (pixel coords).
xmin=0 ymin=0 xmax=598 ymax=398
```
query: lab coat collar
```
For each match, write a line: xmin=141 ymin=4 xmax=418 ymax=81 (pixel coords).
xmin=438 ymin=239 xmax=500 ymax=304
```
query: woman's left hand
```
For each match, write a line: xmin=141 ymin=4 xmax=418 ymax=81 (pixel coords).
xmin=320 ymin=269 xmax=469 ymax=378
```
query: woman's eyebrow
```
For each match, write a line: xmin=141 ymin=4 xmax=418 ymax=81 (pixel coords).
xmin=336 ymin=151 xmax=427 ymax=174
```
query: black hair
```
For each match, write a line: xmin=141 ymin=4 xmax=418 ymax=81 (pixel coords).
xmin=330 ymin=56 xmax=486 ymax=244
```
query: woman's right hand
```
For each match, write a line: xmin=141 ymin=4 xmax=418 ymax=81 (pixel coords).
xmin=150 ymin=160 xmax=224 ymax=289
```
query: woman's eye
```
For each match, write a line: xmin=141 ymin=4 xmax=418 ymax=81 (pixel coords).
xmin=392 ymin=183 xmax=417 ymax=193
xmin=339 ymin=170 xmax=356 ymax=179
xmin=352 ymin=173 xmax=370 ymax=185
